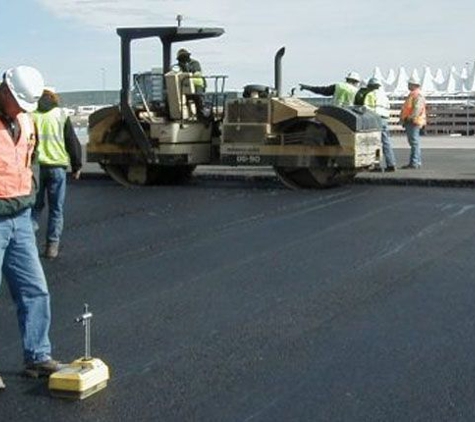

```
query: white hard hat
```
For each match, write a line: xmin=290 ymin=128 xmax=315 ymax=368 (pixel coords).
xmin=3 ymin=66 xmax=44 ymax=112
xmin=408 ymin=75 xmax=421 ymax=86
xmin=346 ymin=71 xmax=361 ymax=83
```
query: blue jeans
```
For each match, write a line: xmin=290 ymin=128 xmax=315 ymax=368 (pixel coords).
xmin=32 ymin=167 xmax=67 ymax=244
xmin=381 ymin=118 xmax=396 ymax=167
xmin=0 ymin=208 xmax=52 ymax=363
xmin=404 ymin=122 xmax=422 ymax=166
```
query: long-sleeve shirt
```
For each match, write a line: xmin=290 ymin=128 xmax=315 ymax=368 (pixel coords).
xmin=35 ymin=97 xmax=82 ymax=172
xmin=63 ymin=117 xmax=82 ymax=172
xmin=300 ymin=84 xmax=336 ymax=97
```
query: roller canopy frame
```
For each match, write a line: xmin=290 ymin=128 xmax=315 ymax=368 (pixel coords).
xmin=116 ymin=26 xmax=225 ymax=162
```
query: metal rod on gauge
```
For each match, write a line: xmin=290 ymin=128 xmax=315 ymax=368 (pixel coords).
xmin=84 ymin=309 xmax=91 ymax=360
xmin=75 ymin=303 xmax=93 ymax=360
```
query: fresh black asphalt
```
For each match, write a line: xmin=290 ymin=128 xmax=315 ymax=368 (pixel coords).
xmin=1 ymin=177 xmax=475 ymax=421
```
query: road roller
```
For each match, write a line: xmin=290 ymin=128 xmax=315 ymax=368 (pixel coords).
xmin=87 ymin=24 xmax=382 ymax=189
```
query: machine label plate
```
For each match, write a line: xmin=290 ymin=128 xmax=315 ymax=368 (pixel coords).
xmin=236 ymin=155 xmax=262 ymax=164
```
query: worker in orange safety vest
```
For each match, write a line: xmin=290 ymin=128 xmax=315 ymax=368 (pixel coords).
xmin=0 ymin=66 xmax=63 ymax=390
xmin=399 ymin=75 xmax=426 ymax=169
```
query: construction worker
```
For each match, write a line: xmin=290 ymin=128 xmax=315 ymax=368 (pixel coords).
xmin=176 ymin=48 xmax=206 ymax=93
xmin=354 ymin=80 xmax=374 ymax=106
xmin=364 ymin=77 xmax=397 ymax=172
xmin=299 ymin=71 xmax=361 ymax=106
xmin=32 ymin=89 xmax=82 ymax=259
xmin=0 ymin=66 xmax=63 ymax=390
xmin=399 ymin=76 xmax=426 ymax=169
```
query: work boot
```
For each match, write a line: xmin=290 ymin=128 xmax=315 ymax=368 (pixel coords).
xmin=0 ymin=375 xmax=5 ymax=390
xmin=44 ymin=242 xmax=59 ymax=259
xmin=24 ymin=359 xmax=63 ymax=378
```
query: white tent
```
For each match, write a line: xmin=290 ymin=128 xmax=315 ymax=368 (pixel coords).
xmin=464 ymin=70 xmax=475 ymax=92
xmin=443 ymin=66 xmax=463 ymax=93
xmin=433 ymin=68 xmax=445 ymax=84
xmin=410 ymin=68 xmax=420 ymax=84
xmin=420 ymin=66 xmax=437 ymax=93
xmin=462 ymin=64 xmax=475 ymax=92
xmin=372 ymin=66 xmax=384 ymax=83
xmin=392 ymin=67 xmax=409 ymax=94
xmin=367 ymin=64 xmax=475 ymax=96
xmin=385 ymin=68 xmax=396 ymax=86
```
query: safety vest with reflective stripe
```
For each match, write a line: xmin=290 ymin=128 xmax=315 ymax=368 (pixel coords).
xmin=32 ymin=107 xmax=70 ymax=167
xmin=400 ymin=88 xmax=427 ymax=127
xmin=334 ymin=82 xmax=358 ymax=107
xmin=192 ymin=72 xmax=205 ymax=90
xmin=180 ymin=58 xmax=206 ymax=91
xmin=364 ymin=88 xmax=391 ymax=118
xmin=0 ymin=113 xmax=35 ymax=198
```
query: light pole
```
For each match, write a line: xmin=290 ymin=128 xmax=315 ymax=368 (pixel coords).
xmin=466 ymin=62 xmax=470 ymax=136
xmin=100 ymin=68 xmax=106 ymax=104
xmin=467 ymin=97 xmax=470 ymax=136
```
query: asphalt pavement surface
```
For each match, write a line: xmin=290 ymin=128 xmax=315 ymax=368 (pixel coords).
xmin=1 ymin=176 xmax=475 ymax=421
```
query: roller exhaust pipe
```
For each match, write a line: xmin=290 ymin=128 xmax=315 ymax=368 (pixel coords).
xmin=274 ymin=47 xmax=285 ymax=98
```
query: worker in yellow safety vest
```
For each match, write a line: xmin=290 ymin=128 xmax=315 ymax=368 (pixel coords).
xmin=32 ymin=89 xmax=82 ymax=259
xmin=299 ymin=71 xmax=361 ymax=107
xmin=176 ymin=48 xmax=206 ymax=93
xmin=363 ymin=77 xmax=397 ymax=172
xmin=399 ymin=75 xmax=426 ymax=169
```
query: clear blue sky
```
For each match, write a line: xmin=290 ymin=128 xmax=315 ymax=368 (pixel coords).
xmin=4 ymin=0 xmax=475 ymax=94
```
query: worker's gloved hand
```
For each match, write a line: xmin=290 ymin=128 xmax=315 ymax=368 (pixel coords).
xmin=72 ymin=170 xmax=81 ymax=180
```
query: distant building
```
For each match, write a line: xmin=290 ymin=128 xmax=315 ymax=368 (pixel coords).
xmin=58 ymin=90 xmax=119 ymax=109
xmin=370 ymin=64 xmax=475 ymax=135
xmin=371 ymin=64 xmax=475 ymax=96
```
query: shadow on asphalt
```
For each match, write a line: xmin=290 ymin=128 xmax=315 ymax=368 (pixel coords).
xmin=71 ymin=175 xmax=286 ymax=191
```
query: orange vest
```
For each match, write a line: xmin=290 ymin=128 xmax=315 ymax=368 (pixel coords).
xmin=0 ymin=113 xmax=36 ymax=198
xmin=400 ymin=88 xmax=427 ymax=127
